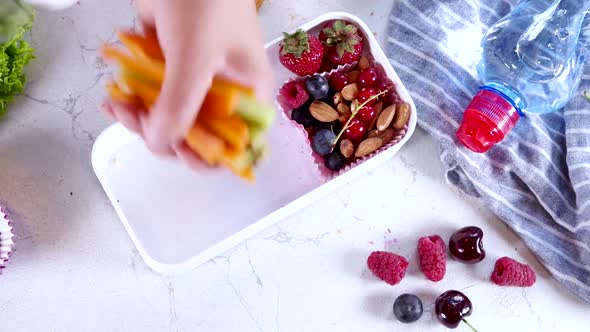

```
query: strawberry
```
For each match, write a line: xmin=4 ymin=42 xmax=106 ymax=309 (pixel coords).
xmin=279 ymin=29 xmax=324 ymax=76
xmin=319 ymin=20 xmax=364 ymax=66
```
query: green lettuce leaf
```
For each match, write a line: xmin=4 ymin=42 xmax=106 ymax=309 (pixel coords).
xmin=0 ymin=0 xmax=35 ymax=117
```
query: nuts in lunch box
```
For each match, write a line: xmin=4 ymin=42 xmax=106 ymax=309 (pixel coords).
xmin=340 ymin=139 xmax=355 ymax=158
xmin=310 ymin=100 xmax=339 ymax=122
xmin=347 ymin=70 xmax=360 ymax=83
xmin=369 ymin=101 xmax=384 ymax=130
xmin=333 ymin=92 xmax=344 ymax=105
xmin=355 ymin=137 xmax=383 ymax=157
xmin=377 ymin=104 xmax=396 ymax=131
xmin=277 ymin=20 xmax=410 ymax=173
xmin=393 ymin=102 xmax=411 ymax=129
xmin=342 ymin=83 xmax=359 ymax=101
xmin=359 ymin=56 xmax=370 ymax=70
xmin=337 ymin=103 xmax=352 ymax=123
xmin=380 ymin=128 xmax=395 ymax=144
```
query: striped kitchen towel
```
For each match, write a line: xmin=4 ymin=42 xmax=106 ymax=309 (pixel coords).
xmin=386 ymin=0 xmax=590 ymax=303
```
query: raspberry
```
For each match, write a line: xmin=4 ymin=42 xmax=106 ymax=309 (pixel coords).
xmin=367 ymin=251 xmax=409 ymax=285
xmin=491 ymin=257 xmax=536 ymax=287
xmin=417 ymin=235 xmax=446 ymax=282
xmin=278 ymin=81 xmax=309 ymax=109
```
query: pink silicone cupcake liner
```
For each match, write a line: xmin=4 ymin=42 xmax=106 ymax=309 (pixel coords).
xmin=276 ymin=62 xmax=359 ymax=181
xmin=0 ymin=206 xmax=15 ymax=269
xmin=276 ymin=60 xmax=411 ymax=182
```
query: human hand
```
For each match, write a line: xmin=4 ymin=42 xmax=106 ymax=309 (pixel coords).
xmin=104 ymin=0 xmax=273 ymax=168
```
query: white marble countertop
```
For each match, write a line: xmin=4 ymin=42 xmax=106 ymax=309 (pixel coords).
xmin=0 ymin=1 xmax=588 ymax=331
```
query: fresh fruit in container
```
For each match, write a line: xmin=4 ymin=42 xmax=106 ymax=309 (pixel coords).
xmin=279 ymin=29 xmax=324 ymax=76
xmin=319 ymin=20 xmax=364 ymax=66
xmin=100 ymin=29 xmax=275 ymax=182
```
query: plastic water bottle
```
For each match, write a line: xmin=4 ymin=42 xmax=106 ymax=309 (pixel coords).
xmin=456 ymin=0 xmax=590 ymax=153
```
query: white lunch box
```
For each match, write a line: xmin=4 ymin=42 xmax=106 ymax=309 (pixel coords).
xmin=91 ymin=12 xmax=418 ymax=275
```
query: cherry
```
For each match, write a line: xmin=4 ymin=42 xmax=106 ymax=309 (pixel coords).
xmin=343 ymin=118 xmax=366 ymax=143
xmin=357 ymin=87 xmax=377 ymax=105
xmin=449 ymin=226 xmax=486 ymax=264
xmin=358 ymin=67 xmax=378 ymax=87
xmin=356 ymin=104 xmax=377 ymax=126
xmin=435 ymin=290 xmax=477 ymax=331
xmin=329 ymin=72 xmax=350 ymax=92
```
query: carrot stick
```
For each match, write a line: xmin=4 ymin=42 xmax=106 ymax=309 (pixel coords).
xmin=105 ymin=80 xmax=142 ymax=107
xmin=198 ymin=78 xmax=255 ymax=118
xmin=185 ymin=124 xmax=225 ymax=165
xmin=199 ymin=114 xmax=249 ymax=151
xmin=101 ymin=45 xmax=165 ymax=85
xmin=240 ymin=167 xmax=255 ymax=182
xmin=118 ymin=72 xmax=160 ymax=108
xmin=117 ymin=30 xmax=165 ymax=62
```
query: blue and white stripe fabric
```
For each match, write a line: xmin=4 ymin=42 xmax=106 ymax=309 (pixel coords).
xmin=386 ymin=0 xmax=590 ymax=303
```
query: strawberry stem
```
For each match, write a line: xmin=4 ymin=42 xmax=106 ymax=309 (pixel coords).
xmin=462 ymin=319 xmax=478 ymax=332
xmin=584 ymin=91 xmax=590 ymax=102
xmin=333 ymin=90 xmax=387 ymax=145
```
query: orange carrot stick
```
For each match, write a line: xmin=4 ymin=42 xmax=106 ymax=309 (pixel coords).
xmin=199 ymin=114 xmax=249 ymax=151
xmin=118 ymin=72 xmax=160 ymax=108
xmin=105 ymin=80 xmax=142 ymax=107
xmin=117 ymin=30 xmax=165 ymax=62
xmin=101 ymin=45 xmax=165 ymax=84
xmin=185 ymin=124 xmax=225 ymax=165
xmin=198 ymin=78 xmax=255 ymax=118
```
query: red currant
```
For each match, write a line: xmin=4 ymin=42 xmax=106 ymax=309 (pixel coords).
xmin=356 ymin=104 xmax=377 ymax=126
xmin=357 ymin=87 xmax=377 ymax=105
xmin=358 ymin=68 xmax=378 ymax=87
xmin=344 ymin=118 xmax=367 ymax=143
xmin=376 ymin=81 xmax=398 ymax=104
xmin=329 ymin=72 xmax=350 ymax=92
xmin=375 ymin=82 xmax=389 ymax=94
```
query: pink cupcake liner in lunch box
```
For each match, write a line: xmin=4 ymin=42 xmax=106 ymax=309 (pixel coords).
xmin=276 ymin=57 xmax=412 ymax=182
xmin=92 ymin=12 xmax=417 ymax=275
xmin=0 ymin=206 xmax=15 ymax=269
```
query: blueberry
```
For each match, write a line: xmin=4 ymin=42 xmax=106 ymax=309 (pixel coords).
xmin=291 ymin=107 xmax=305 ymax=123
xmin=306 ymin=74 xmax=330 ymax=100
xmin=291 ymin=103 xmax=318 ymax=128
xmin=393 ymin=294 xmax=423 ymax=324
xmin=324 ymin=150 xmax=347 ymax=171
xmin=312 ymin=129 xmax=336 ymax=156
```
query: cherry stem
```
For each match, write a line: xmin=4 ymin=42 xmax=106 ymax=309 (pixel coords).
xmin=462 ymin=319 xmax=478 ymax=332
xmin=333 ymin=89 xmax=388 ymax=145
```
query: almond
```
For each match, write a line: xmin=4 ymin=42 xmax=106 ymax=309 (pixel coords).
xmin=340 ymin=139 xmax=354 ymax=158
xmin=368 ymin=101 xmax=384 ymax=130
xmin=347 ymin=71 xmax=360 ymax=83
xmin=310 ymin=101 xmax=339 ymax=122
xmin=392 ymin=102 xmax=410 ymax=129
xmin=375 ymin=101 xmax=383 ymax=114
xmin=367 ymin=129 xmax=380 ymax=139
xmin=342 ymin=83 xmax=359 ymax=101
xmin=355 ymin=137 xmax=383 ymax=157
xmin=337 ymin=103 xmax=352 ymax=123
xmin=380 ymin=128 xmax=395 ymax=144
xmin=376 ymin=104 xmax=396 ymax=131
xmin=358 ymin=56 xmax=370 ymax=70
xmin=337 ymin=102 xmax=350 ymax=115
xmin=333 ymin=92 xmax=344 ymax=105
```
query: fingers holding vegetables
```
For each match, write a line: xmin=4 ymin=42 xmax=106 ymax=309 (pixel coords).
xmin=100 ymin=30 xmax=274 ymax=181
